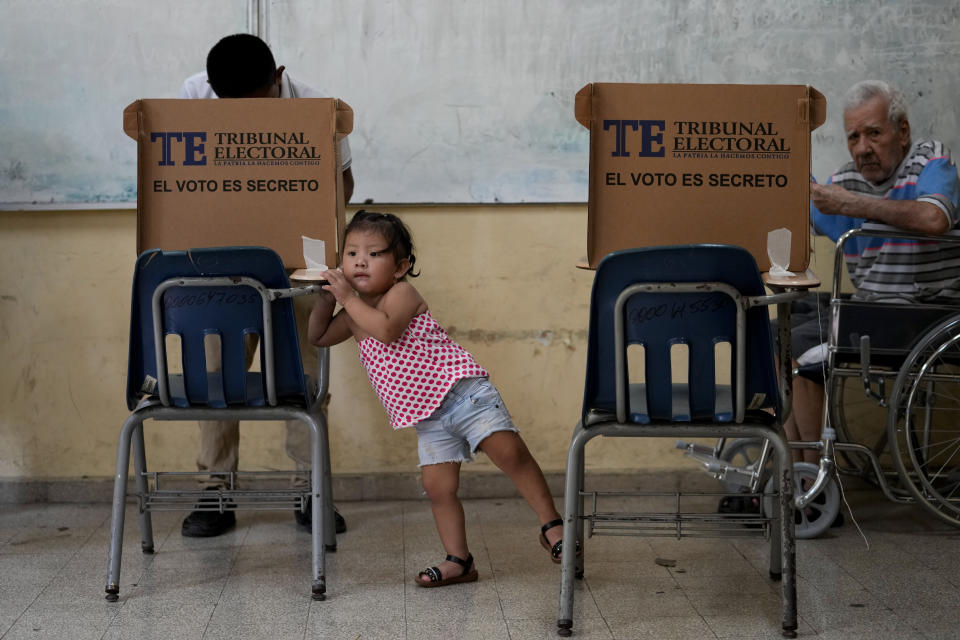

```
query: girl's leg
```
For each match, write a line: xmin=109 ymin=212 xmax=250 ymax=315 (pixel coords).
xmin=417 ymin=461 xmax=472 ymax=583
xmin=477 ymin=431 xmax=563 ymax=547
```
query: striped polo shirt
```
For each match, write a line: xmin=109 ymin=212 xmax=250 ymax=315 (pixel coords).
xmin=812 ymin=140 xmax=960 ymax=302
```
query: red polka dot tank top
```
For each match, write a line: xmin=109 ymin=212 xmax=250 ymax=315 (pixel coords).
xmin=357 ymin=310 xmax=488 ymax=429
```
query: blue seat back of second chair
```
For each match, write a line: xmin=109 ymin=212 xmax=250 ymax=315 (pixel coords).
xmin=125 ymin=247 xmax=307 ymax=410
xmin=582 ymin=245 xmax=779 ymax=425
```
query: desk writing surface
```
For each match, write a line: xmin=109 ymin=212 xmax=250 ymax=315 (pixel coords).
xmin=762 ymin=270 xmax=820 ymax=290
xmin=290 ymin=269 xmax=330 ymax=284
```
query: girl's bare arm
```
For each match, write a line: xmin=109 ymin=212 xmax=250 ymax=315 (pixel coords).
xmin=308 ymin=291 xmax=353 ymax=347
xmin=328 ymin=277 xmax=426 ymax=344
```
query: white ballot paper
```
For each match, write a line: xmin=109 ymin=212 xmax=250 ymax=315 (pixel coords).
xmin=766 ymin=228 xmax=795 ymax=277
xmin=300 ymin=236 xmax=327 ymax=276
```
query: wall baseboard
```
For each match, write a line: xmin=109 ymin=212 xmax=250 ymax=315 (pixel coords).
xmin=0 ymin=470 xmax=722 ymax=503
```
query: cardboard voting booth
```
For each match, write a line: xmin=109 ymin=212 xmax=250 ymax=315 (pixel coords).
xmin=576 ymin=83 xmax=826 ymax=271
xmin=123 ymin=98 xmax=353 ymax=268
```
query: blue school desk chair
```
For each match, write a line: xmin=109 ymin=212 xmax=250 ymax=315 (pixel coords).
xmin=104 ymin=246 xmax=335 ymax=602
xmin=556 ymin=245 xmax=799 ymax=638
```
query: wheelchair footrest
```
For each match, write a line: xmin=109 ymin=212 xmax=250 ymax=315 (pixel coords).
xmin=137 ymin=470 xmax=312 ymax=512
xmin=581 ymin=490 xmax=770 ymax=540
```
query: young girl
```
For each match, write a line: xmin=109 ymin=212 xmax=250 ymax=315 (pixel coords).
xmin=308 ymin=210 xmax=572 ymax=587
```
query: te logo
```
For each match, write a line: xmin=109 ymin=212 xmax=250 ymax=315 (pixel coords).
xmin=603 ymin=120 xmax=665 ymax=158
xmin=150 ymin=132 xmax=207 ymax=166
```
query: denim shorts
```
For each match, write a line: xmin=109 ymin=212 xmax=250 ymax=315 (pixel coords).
xmin=414 ymin=377 xmax=518 ymax=467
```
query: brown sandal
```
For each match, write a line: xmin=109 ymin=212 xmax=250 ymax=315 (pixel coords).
xmin=539 ymin=518 xmax=580 ymax=564
xmin=416 ymin=553 xmax=478 ymax=588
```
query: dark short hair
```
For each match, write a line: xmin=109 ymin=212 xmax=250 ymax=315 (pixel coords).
xmin=206 ymin=34 xmax=277 ymax=98
xmin=343 ymin=211 xmax=420 ymax=278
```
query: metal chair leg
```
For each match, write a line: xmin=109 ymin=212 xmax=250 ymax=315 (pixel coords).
xmin=131 ymin=422 xmax=154 ymax=554
xmin=105 ymin=414 xmax=142 ymax=602
xmin=768 ymin=456 xmax=782 ymax=579
xmin=308 ymin=413 xmax=327 ymax=601
xmin=318 ymin=409 xmax=336 ymax=551
xmin=558 ymin=422 xmax=591 ymax=637
xmin=772 ymin=436 xmax=798 ymax=638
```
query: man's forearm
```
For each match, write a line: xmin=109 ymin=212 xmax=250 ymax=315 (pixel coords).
xmin=848 ymin=197 xmax=948 ymax=234
xmin=812 ymin=183 xmax=949 ymax=234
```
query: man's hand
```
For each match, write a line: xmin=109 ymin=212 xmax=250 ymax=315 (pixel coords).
xmin=810 ymin=181 xmax=859 ymax=217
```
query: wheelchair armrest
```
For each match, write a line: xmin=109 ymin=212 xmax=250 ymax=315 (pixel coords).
xmin=833 ymin=226 xmax=960 ymax=298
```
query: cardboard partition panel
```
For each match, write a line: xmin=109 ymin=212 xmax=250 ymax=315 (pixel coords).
xmin=123 ymin=98 xmax=353 ymax=269
xmin=576 ymin=83 xmax=826 ymax=271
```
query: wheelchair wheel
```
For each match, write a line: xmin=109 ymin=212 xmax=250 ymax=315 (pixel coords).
xmin=763 ymin=462 xmax=841 ymax=539
xmin=718 ymin=438 xmax=769 ymax=492
xmin=888 ymin=314 xmax=960 ymax=527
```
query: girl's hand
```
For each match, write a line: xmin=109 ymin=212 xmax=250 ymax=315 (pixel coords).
xmin=321 ymin=268 xmax=355 ymax=305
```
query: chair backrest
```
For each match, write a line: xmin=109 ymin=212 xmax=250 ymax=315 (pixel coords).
xmin=582 ymin=245 xmax=779 ymax=425
xmin=126 ymin=247 xmax=307 ymax=410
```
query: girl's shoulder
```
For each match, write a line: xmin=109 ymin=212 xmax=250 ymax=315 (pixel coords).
xmin=381 ymin=280 xmax=429 ymax=314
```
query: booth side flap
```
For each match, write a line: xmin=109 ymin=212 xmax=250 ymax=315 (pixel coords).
xmin=808 ymin=86 xmax=827 ymax=131
xmin=335 ymin=99 xmax=354 ymax=138
xmin=123 ymin=101 xmax=142 ymax=140
xmin=574 ymin=84 xmax=594 ymax=129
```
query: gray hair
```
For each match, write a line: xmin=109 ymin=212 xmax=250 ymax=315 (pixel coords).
xmin=842 ymin=80 xmax=908 ymax=126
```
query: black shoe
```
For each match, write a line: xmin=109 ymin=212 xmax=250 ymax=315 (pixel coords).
xmin=181 ymin=495 xmax=236 ymax=538
xmin=295 ymin=501 xmax=346 ymax=534
xmin=718 ymin=495 xmax=760 ymax=514
xmin=718 ymin=495 xmax=763 ymax=529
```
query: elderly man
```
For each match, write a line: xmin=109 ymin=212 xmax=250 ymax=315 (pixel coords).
xmin=786 ymin=80 xmax=960 ymax=465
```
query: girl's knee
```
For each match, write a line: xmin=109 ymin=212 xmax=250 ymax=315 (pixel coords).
xmin=481 ymin=432 xmax=533 ymax=472
xmin=420 ymin=462 xmax=460 ymax=500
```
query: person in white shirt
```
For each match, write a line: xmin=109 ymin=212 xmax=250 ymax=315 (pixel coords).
xmin=178 ymin=33 xmax=352 ymax=538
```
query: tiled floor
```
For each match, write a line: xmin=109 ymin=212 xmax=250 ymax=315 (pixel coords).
xmin=1 ymin=486 xmax=959 ymax=640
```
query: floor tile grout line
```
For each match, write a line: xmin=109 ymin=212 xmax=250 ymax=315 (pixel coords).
xmin=402 ymin=501 xmax=410 ymax=640
xmin=199 ymin=521 xmax=253 ymax=640
xmin=114 ymin=509 xmax=173 ymax=607
xmin=476 ymin=507 xmax=513 ymax=639
xmin=580 ymin=576 xmax=616 ymax=639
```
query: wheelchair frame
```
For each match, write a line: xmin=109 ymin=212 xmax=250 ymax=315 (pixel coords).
xmin=688 ymin=228 xmax=960 ymax=533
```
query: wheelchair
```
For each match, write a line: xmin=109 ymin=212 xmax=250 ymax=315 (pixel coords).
xmin=682 ymin=227 xmax=960 ymax=537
